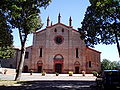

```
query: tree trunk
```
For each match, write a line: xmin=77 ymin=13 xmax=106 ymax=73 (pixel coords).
xmin=115 ymin=33 xmax=120 ymax=58
xmin=14 ymin=27 xmax=28 ymax=81
xmin=15 ymin=44 xmax=26 ymax=81
xmin=115 ymin=8 xmax=120 ymax=57
xmin=113 ymin=20 xmax=120 ymax=58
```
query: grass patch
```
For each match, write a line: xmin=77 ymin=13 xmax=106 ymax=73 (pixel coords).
xmin=0 ymin=80 xmax=26 ymax=86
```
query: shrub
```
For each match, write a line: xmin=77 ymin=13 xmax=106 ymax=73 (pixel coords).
xmin=56 ymin=73 xmax=59 ymax=76
xmin=41 ymin=72 xmax=46 ymax=76
xmin=69 ymin=71 xmax=73 ymax=76
xmin=30 ymin=70 xmax=33 ymax=75
xmin=92 ymin=71 xmax=98 ymax=76
xmin=82 ymin=71 xmax=85 ymax=76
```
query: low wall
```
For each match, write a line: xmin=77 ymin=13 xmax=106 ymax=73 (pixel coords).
xmin=0 ymin=68 xmax=16 ymax=74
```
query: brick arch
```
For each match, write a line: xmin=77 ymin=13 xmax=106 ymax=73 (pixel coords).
xmin=74 ymin=61 xmax=80 ymax=66
xmin=37 ymin=60 xmax=43 ymax=66
xmin=54 ymin=54 xmax=64 ymax=59
xmin=54 ymin=54 xmax=64 ymax=63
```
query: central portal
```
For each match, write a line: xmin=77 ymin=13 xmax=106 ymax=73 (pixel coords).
xmin=54 ymin=54 xmax=64 ymax=73
xmin=55 ymin=64 xmax=62 ymax=73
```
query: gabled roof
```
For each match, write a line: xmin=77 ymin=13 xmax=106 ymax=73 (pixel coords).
xmin=46 ymin=23 xmax=72 ymax=28
xmin=36 ymin=23 xmax=78 ymax=34
xmin=26 ymin=45 xmax=32 ymax=49
xmin=87 ymin=47 xmax=101 ymax=53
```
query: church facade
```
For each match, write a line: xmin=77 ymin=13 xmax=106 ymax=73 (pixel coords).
xmin=23 ymin=14 xmax=101 ymax=74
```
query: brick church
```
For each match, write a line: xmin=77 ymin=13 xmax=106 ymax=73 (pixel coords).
xmin=23 ymin=14 xmax=101 ymax=74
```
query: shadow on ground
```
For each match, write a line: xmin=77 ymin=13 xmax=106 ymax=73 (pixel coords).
xmin=0 ymin=81 xmax=103 ymax=90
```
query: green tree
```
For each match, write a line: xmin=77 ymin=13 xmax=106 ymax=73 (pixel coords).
xmin=0 ymin=9 xmax=14 ymax=59
xmin=110 ymin=61 xmax=118 ymax=69
xmin=101 ymin=59 xmax=111 ymax=70
xmin=78 ymin=0 xmax=120 ymax=57
xmin=101 ymin=59 xmax=120 ymax=70
xmin=0 ymin=46 xmax=14 ymax=59
xmin=0 ymin=0 xmax=51 ymax=81
xmin=116 ymin=61 xmax=120 ymax=69
xmin=112 ymin=60 xmax=120 ymax=70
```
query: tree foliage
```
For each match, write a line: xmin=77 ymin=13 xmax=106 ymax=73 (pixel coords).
xmin=79 ymin=0 xmax=120 ymax=57
xmin=0 ymin=46 xmax=14 ymax=59
xmin=0 ymin=0 xmax=51 ymax=81
xmin=0 ymin=8 xmax=14 ymax=59
xmin=101 ymin=59 xmax=120 ymax=70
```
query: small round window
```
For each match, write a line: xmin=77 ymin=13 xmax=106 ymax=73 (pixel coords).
xmin=54 ymin=36 xmax=63 ymax=44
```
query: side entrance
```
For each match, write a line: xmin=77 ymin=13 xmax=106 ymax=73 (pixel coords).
xmin=37 ymin=61 xmax=43 ymax=73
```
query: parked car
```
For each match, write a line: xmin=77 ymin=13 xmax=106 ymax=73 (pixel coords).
xmin=102 ymin=70 xmax=120 ymax=89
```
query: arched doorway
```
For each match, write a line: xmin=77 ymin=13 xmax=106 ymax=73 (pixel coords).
xmin=23 ymin=65 xmax=28 ymax=73
xmin=75 ymin=67 xmax=79 ymax=74
xmin=55 ymin=64 xmax=62 ymax=73
xmin=54 ymin=54 xmax=64 ymax=74
xmin=74 ymin=61 xmax=80 ymax=74
xmin=37 ymin=61 xmax=43 ymax=73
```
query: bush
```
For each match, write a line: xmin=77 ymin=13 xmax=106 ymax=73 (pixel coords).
xmin=56 ymin=73 xmax=59 ymax=76
xmin=92 ymin=71 xmax=98 ymax=76
xmin=82 ymin=71 xmax=85 ymax=76
xmin=69 ymin=71 xmax=73 ymax=76
xmin=41 ymin=72 xmax=46 ymax=76
xmin=30 ymin=70 xmax=33 ymax=75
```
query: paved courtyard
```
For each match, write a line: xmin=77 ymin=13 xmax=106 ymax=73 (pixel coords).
xmin=0 ymin=73 xmax=103 ymax=90
xmin=0 ymin=73 xmax=96 ymax=81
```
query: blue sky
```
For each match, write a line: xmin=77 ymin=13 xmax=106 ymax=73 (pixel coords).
xmin=12 ymin=0 xmax=119 ymax=61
